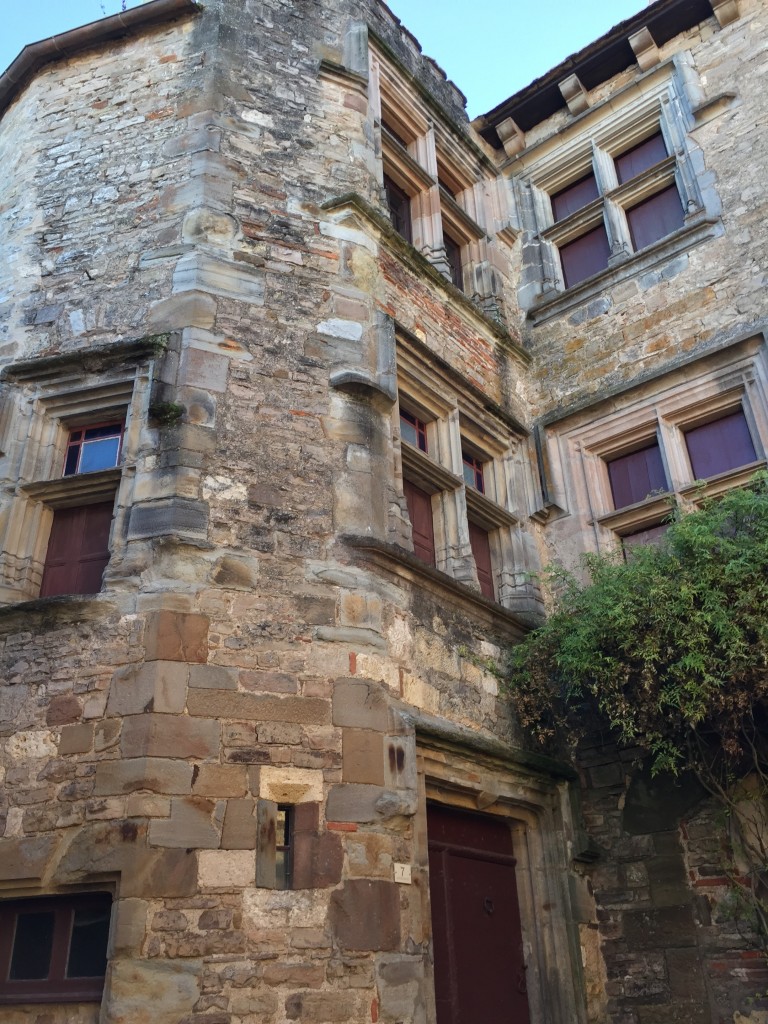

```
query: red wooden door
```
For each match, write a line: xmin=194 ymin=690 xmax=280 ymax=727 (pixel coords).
xmin=468 ymin=522 xmax=494 ymax=599
xmin=404 ymin=479 xmax=436 ymax=566
xmin=428 ymin=804 xmax=530 ymax=1024
xmin=40 ymin=502 xmax=114 ymax=598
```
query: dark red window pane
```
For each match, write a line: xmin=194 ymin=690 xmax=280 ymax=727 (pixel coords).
xmin=444 ymin=233 xmax=463 ymax=291
xmin=551 ymin=173 xmax=599 ymax=221
xmin=685 ymin=410 xmax=757 ymax=480
xmin=404 ymin=479 xmax=436 ymax=566
xmin=626 ymin=185 xmax=685 ymax=251
xmin=40 ymin=501 xmax=115 ymax=598
xmin=559 ymin=223 xmax=611 ymax=289
xmin=607 ymin=443 xmax=667 ymax=509
xmin=622 ymin=522 xmax=669 ymax=555
xmin=468 ymin=522 xmax=494 ymax=599
xmin=400 ymin=409 xmax=428 ymax=453
xmin=616 ymin=132 xmax=668 ymax=184
xmin=462 ymin=452 xmax=485 ymax=493
xmin=383 ymin=174 xmax=412 ymax=244
xmin=9 ymin=913 xmax=55 ymax=980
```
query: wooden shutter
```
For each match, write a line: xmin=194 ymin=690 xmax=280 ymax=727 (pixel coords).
xmin=616 ymin=133 xmax=667 ymax=184
xmin=40 ymin=501 xmax=114 ymax=598
xmin=468 ymin=522 xmax=494 ymax=599
xmin=685 ymin=411 xmax=757 ymax=479
xmin=403 ymin=479 xmax=436 ymax=566
xmin=559 ymin=223 xmax=611 ymax=288
xmin=607 ymin=444 xmax=667 ymax=509
xmin=551 ymin=173 xmax=599 ymax=221
xmin=626 ymin=185 xmax=685 ymax=251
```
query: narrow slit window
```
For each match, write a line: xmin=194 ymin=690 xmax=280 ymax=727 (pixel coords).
xmin=276 ymin=805 xmax=294 ymax=890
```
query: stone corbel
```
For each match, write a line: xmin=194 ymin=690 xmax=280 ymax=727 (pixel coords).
xmin=629 ymin=27 xmax=661 ymax=71
xmin=710 ymin=0 xmax=739 ymax=26
xmin=559 ymin=73 xmax=589 ymax=116
xmin=496 ymin=116 xmax=526 ymax=158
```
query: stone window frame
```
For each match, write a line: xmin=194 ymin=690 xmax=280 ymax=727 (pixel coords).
xmin=394 ymin=338 xmax=525 ymax=607
xmin=510 ymin=56 xmax=721 ymax=322
xmin=0 ymin=358 xmax=152 ymax=605
xmin=369 ymin=45 xmax=505 ymax=313
xmin=415 ymin=737 xmax=586 ymax=1024
xmin=542 ymin=334 xmax=768 ymax=552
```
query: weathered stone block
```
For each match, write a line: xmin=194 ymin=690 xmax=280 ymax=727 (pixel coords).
xmin=187 ymin=689 xmax=330 ymax=725
xmin=193 ymin=763 xmax=247 ymax=797
xmin=58 ymin=722 xmax=94 ymax=754
xmin=149 ymin=797 xmax=223 ymax=849
xmin=221 ymin=798 xmax=257 ymax=849
xmin=109 ymin=898 xmax=149 ymax=957
xmin=128 ymin=499 xmax=210 ymax=541
xmin=342 ymin=729 xmax=385 ymax=785
xmin=108 ymin=662 xmax=189 ymax=716
xmin=329 ymin=879 xmax=400 ymax=951
xmin=622 ymin=905 xmax=698 ymax=949
xmin=189 ymin=664 xmax=238 ymax=690
xmin=94 ymin=757 xmax=193 ymax=796
xmin=198 ymin=849 xmax=255 ymax=889
xmin=121 ymin=714 xmax=219 ymax=760
xmin=144 ymin=610 xmax=210 ymax=663
xmin=332 ymin=678 xmax=389 ymax=730
xmin=46 ymin=693 xmax=82 ymax=725
xmin=326 ymin=783 xmax=388 ymax=822
xmin=102 ymin=958 xmax=201 ymax=1024
xmin=0 ymin=835 xmax=60 ymax=882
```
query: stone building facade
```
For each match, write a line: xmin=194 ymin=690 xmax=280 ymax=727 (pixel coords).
xmin=0 ymin=0 xmax=765 ymax=1023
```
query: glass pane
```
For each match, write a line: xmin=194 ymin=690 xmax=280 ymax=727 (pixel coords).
xmin=616 ymin=133 xmax=668 ymax=184
xmin=685 ymin=411 xmax=757 ymax=479
xmin=63 ymin=445 xmax=80 ymax=476
xmin=400 ymin=410 xmax=428 ymax=453
xmin=560 ymin=224 xmax=611 ymax=288
xmin=9 ymin=911 xmax=55 ymax=980
xmin=608 ymin=444 xmax=667 ymax=509
xmin=626 ymin=186 xmax=684 ymax=251
xmin=79 ymin=436 xmax=121 ymax=473
xmin=551 ymin=173 xmax=599 ymax=221
xmin=67 ymin=905 xmax=111 ymax=978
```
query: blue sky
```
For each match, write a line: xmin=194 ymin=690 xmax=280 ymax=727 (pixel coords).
xmin=2 ymin=0 xmax=647 ymax=116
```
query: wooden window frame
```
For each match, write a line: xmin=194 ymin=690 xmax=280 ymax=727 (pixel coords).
xmin=0 ymin=893 xmax=112 ymax=1005
xmin=63 ymin=421 xmax=124 ymax=477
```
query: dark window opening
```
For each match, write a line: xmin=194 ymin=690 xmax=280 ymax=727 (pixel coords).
xmin=468 ymin=522 xmax=494 ymax=600
xmin=383 ymin=174 xmax=412 ymax=244
xmin=551 ymin=172 xmax=599 ymax=222
xmin=404 ymin=478 xmax=436 ymax=566
xmin=400 ymin=408 xmax=429 ymax=453
xmin=559 ymin=223 xmax=611 ymax=289
xmin=381 ymin=119 xmax=409 ymax=149
xmin=0 ymin=893 xmax=111 ymax=1004
xmin=685 ymin=410 xmax=758 ymax=480
xmin=276 ymin=805 xmax=294 ymax=890
xmin=622 ymin=522 xmax=669 ymax=558
xmin=616 ymin=132 xmax=668 ymax=185
xmin=462 ymin=451 xmax=485 ymax=493
xmin=64 ymin=422 xmax=123 ymax=476
xmin=444 ymin=233 xmax=463 ymax=291
xmin=607 ymin=442 xmax=668 ymax=510
xmin=626 ymin=185 xmax=685 ymax=251
xmin=40 ymin=501 xmax=115 ymax=598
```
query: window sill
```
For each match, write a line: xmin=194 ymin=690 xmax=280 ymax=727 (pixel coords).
xmin=342 ymin=533 xmax=535 ymax=637
xmin=596 ymin=493 xmax=674 ymax=535
xmin=465 ymin=486 xmax=518 ymax=529
xmin=401 ymin=443 xmax=464 ymax=494
xmin=678 ymin=460 xmax=767 ymax=502
xmin=21 ymin=468 xmax=122 ymax=508
xmin=528 ymin=213 xmax=720 ymax=326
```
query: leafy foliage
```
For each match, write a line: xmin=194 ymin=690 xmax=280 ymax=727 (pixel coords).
xmin=506 ymin=472 xmax=768 ymax=779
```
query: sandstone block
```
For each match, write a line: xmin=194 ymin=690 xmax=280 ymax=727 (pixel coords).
xmin=262 ymin=962 xmax=325 ymax=987
xmin=343 ymin=729 xmax=385 ymax=785
xmin=260 ymin=766 xmax=324 ymax=804
xmin=58 ymin=722 xmax=94 ymax=754
xmin=121 ymin=714 xmax=219 ymax=760
xmin=285 ymin=991 xmax=362 ymax=1022
xmin=94 ymin=757 xmax=193 ymax=796
xmin=221 ymin=798 xmax=257 ymax=849
xmin=46 ymin=693 xmax=83 ymax=726
xmin=109 ymin=898 xmax=149 ymax=957
xmin=240 ymin=669 xmax=297 ymax=693
xmin=198 ymin=849 xmax=255 ymax=889
xmin=179 ymin=345 xmax=230 ymax=393
xmin=193 ymin=763 xmax=247 ymax=797
xmin=144 ymin=610 xmax=210 ymax=663
xmin=326 ymin=784 xmax=388 ymax=823
xmin=120 ymin=849 xmax=198 ymax=899
xmin=102 ymin=957 xmax=201 ymax=1024
xmin=108 ymin=661 xmax=189 ymax=715
xmin=330 ymin=879 xmax=400 ymax=952
xmin=332 ymin=678 xmax=389 ymax=730
xmin=0 ymin=835 xmax=60 ymax=882
xmin=149 ymin=797 xmax=223 ymax=849
xmin=189 ymin=664 xmax=238 ymax=690
xmin=187 ymin=689 xmax=330 ymax=725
